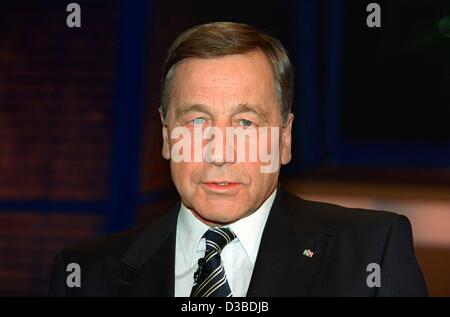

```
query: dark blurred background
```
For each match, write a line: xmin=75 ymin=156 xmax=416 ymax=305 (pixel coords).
xmin=0 ymin=0 xmax=449 ymax=296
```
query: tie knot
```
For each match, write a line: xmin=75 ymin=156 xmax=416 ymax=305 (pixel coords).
xmin=204 ymin=227 xmax=236 ymax=253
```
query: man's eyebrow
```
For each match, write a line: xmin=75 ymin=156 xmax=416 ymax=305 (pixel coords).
xmin=174 ymin=103 xmax=272 ymax=122
xmin=175 ymin=103 xmax=212 ymax=118
xmin=231 ymin=103 xmax=271 ymax=122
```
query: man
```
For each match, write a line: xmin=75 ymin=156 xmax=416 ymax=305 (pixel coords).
xmin=49 ymin=22 xmax=428 ymax=296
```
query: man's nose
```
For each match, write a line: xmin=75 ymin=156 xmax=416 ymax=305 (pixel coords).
xmin=204 ymin=124 xmax=235 ymax=166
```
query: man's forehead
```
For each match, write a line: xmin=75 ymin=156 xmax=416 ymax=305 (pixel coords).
xmin=172 ymin=54 xmax=275 ymax=105
xmin=174 ymin=52 xmax=273 ymax=87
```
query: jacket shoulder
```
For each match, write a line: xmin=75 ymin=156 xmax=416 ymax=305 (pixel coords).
xmin=49 ymin=208 xmax=179 ymax=296
xmin=280 ymin=189 xmax=408 ymax=237
xmin=60 ymin=224 xmax=147 ymax=262
xmin=59 ymin=208 xmax=178 ymax=262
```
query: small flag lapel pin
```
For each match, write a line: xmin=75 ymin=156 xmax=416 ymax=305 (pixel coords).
xmin=302 ymin=249 xmax=314 ymax=258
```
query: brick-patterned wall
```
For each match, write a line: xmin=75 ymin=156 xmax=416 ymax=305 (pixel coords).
xmin=0 ymin=1 xmax=118 ymax=295
xmin=0 ymin=2 xmax=117 ymax=200
xmin=0 ymin=212 xmax=103 ymax=296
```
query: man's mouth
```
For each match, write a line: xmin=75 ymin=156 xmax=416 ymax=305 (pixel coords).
xmin=213 ymin=181 xmax=235 ymax=186
xmin=202 ymin=181 xmax=241 ymax=191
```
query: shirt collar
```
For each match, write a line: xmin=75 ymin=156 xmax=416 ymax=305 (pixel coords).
xmin=228 ymin=189 xmax=276 ymax=264
xmin=176 ymin=188 xmax=277 ymax=267
xmin=177 ymin=202 xmax=210 ymax=267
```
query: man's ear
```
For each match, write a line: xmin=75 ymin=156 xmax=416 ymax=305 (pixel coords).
xmin=280 ymin=113 xmax=294 ymax=165
xmin=160 ymin=109 xmax=170 ymax=160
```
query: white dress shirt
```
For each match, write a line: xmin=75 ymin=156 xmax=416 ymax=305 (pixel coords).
xmin=174 ymin=189 xmax=277 ymax=297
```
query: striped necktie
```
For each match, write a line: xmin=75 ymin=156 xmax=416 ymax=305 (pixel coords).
xmin=190 ymin=227 xmax=236 ymax=297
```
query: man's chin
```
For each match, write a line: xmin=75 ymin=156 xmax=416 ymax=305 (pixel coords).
xmin=193 ymin=206 xmax=247 ymax=226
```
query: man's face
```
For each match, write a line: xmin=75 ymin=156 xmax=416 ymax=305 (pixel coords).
xmin=161 ymin=50 xmax=293 ymax=225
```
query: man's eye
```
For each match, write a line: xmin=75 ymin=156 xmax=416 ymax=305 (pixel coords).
xmin=191 ymin=117 xmax=206 ymax=125
xmin=239 ymin=119 xmax=253 ymax=127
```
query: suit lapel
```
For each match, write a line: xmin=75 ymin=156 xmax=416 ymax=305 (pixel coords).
xmin=247 ymin=189 xmax=335 ymax=297
xmin=107 ymin=203 xmax=179 ymax=296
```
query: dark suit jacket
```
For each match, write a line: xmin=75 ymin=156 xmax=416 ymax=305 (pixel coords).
xmin=49 ymin=188 xmax=428 ymax=296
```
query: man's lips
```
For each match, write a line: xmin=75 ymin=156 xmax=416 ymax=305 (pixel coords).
xmin=201 ymin=181 xmax=241 ymax=191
